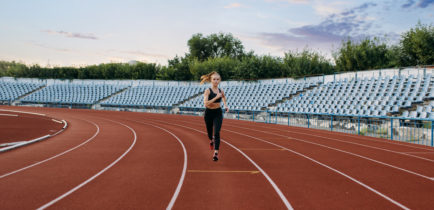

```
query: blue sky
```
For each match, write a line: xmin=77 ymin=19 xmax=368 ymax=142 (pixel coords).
xmin=0 ymin=0 xmax=433 ymax=66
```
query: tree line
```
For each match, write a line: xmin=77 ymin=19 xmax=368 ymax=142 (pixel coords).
xmin=1 ymin=22 xmax=432 ymax=81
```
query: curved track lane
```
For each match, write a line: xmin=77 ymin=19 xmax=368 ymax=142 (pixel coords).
xmin=0 ymin=108 xmax=187 ymax=209
xmin=160 ymin=114 xmax=434 ymax=209
xmin=0 ymin=109 xmax=64 ymax=144
xmin=144 ymin=116 xmax=407 ymax=209
xmin=1 ymin=107 xmax=434 ymax=209
xmin=130 ymin=118 xmax=291 ymax=209
xmin=0 ymin=115 xmax=135 ymax=209
xmin=0 ymin=116 xmax=97 ymax=175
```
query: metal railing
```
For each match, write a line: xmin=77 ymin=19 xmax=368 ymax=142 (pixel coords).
xmin=225 ymin=110 xmax=434 ymax=147
xmin=177 ymin=107 xmax=434 ymax=147
xmin=7 ymin=101 xmax=434 ymax=147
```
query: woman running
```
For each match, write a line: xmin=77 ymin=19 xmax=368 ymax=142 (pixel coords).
xmin=200 ymin=71 xmax=229 ymax=161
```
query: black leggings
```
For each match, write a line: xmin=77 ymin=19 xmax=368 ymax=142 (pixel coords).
xmin=204 ymin=108 xmax=223 ymax=150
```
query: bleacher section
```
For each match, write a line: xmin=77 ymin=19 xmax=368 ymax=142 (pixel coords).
xmin=276 ymin=74 xmax=433 ymax=117
xmin=402 ymin=102 xmax=434 ymax=119
xmin=101 ymin=85 xmax=206 ymax=107
xmin=20 ymin=84 xmax=126 ymax=105
xmin=0 ymin=80 xmax=44 ymax=103
xmin=180 ymin=82 xmax=317 ymax=111
xmin=2 ymin=68 xmax=434 ymax=119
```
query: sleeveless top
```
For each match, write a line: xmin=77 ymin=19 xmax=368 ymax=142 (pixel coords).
xmin=208 ymin=88 xmax=222 ymax=103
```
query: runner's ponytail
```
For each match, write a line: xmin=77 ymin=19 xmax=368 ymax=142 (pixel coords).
xmin=200 ymin=71 xmax=219 ymax=85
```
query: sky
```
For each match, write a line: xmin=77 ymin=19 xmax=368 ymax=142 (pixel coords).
xmin=0 ymin=0 xmax=433 ymax=67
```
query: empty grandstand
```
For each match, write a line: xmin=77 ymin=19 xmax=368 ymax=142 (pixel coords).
xmin=20 ymin=83 xmax=128 ymax=107
xmin=275 ymin=74 xmax=433 ymax=117
xmin=101 ymin=84 xmax=206 ymax=108
xmin=0 ymin=78 xmax=45 ymax=104
xmin=2 ymin=67 xmax=434 ymax=146
xmin=403 ymin=103 xmax=434 ymax=119
xmin=1 ymin=68 xmax=433 ymax=118
xmin=180 ymin=81 xmax=318 ymax=111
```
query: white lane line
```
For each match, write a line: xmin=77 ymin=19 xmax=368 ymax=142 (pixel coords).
xmin=0 ymin=109 xmax=46 ymax=116
xmin=134 ymin=122 xmax=187 ymax=210
xmin=266 ymin=123 xmax=434 ymax=152
xmin=0 ymin=120 xmax=99 ymax=179
xmin=52 ymin=119 xmax=63 ymax=124
xmin=221 ymin=138 xmax=293 ymax=209
xmin=229 ymin=123 xmax=434 ymax=163
xmin=143 ymin=119 xmax=294 ymax=210
xmin=318 ymin=128 xmax=434 ymax=152
xmin=225 ymin=125 xmax=434 ymax=181
xmin=0 ymin=113 xmax=18 ymax=117
xmin=403 ymin=151 xmax=434 ymax=154
xmin=223 ymin=128 xmax=409 ymax=210
xmin=167 ymin=118 xmax=434 ymax=152
xmin=154 ymin=118 xmax=408 ymax=209
xmin=157 ymin=118 xmax=434 ymax=164
xmin=37 ymin=119 xmax=137 ymax=210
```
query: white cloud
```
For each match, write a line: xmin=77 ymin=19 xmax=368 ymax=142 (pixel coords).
xmin=265 ymin=0 xmax=351 ymax=17
xmin=312 ymin=1 xmax=350 ymax=17
xmin=103 ymin=49 xmax=170 ymax=65
xmin=283 ymin=0 xmax=310 ymax=3
xmin=265 ymin=0 xmax=310 ymax=4
xmin=285 ymin=19 xmax=309 ymax=27
xmin=256 ymin=12 xmax=269 ymax=19
xmin=28 ymin=41 xmax=77 ymax=53
xmin=249 ymin=2 xmax=385 ymax=58
xmin=111 ymin=50 xmax=169 ymax=59
xmin=224 ymin=3 xmax=243 ymax=9
xmin=42 ymin=30 xmax=99 ymax=40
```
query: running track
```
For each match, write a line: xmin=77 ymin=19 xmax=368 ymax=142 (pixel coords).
xmin=0 ymin=109 xmax=64 ymax=144
xmin=0 ymin=106 xmax=433 ymax=209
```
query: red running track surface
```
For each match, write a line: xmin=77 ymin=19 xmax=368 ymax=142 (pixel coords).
xmin=0 ymin=109 xmax=64 ymax=144
xmin=0 ymin=106 xmax=433 ymax=209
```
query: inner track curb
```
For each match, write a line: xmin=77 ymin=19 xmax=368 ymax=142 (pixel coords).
xmin=0 ymin=119 xmax=68 ymax=153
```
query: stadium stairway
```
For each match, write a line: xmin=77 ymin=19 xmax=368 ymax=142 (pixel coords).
xmin=93 ymin=86 xmax=131 ymax=109
xmin=11 ymin=85 xmax=47 ymax=105
xmin=174 ymin=92 xmax=204 ymax=107
xmin=268 ymin=84 xmax=319 ymax=111
xmin=399 ymin=100 xmax=434 ymax=119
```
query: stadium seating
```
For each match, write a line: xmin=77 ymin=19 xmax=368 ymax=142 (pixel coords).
xmin=0 ymin=80 xmax=44 ymax=102
xmin=2 ymin=69 xmax=434 ymax=119
xmin=101 ymin=85 xmax=206 ymax=107
xmin=21 ymin=84 xmax=126 ymax=105
xmin=404 ymin=104 xmax=434 ymax=119
xmin=180 ymin=81 xmax=317 ymax=111
xmin=276 ymin=74 xmax=432 ymax=118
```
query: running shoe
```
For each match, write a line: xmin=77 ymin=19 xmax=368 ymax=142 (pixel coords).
xmin=213 ymin=153 xmax=218 ymax=161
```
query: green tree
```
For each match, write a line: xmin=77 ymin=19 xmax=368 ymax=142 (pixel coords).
xmin=284 ymin=50 xmax=333 ymax=77
xmin=157 ymin=66 xmax=176 ymax=80
xmin=77 ymin=67 xmax=90 ymax=79
xmin=166 ymin=56 xmax=193 ymax=80
xmin=0 ymin=61 xmax=28 ymax=77
xmin=400 ymin=22 xmax=434 ymax=66
xmin=187 ymin=32 xmax=245 ymax=61
xmin=235 ymin=55 xmax=283 ymax=80
xmin=385 ymin=45 xmax=401 ymax=68
xmin=333 ymin=38 xmax=392 ymax=72
xmin=134 ymin=62 xmax=158 ymax=79
xmin=189 ymin=57 xmax=240 ymax=81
